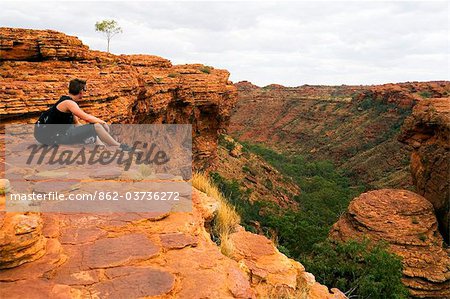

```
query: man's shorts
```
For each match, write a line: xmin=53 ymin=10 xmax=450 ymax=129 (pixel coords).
xmin=57 ymin=124 xmax=97 ymax=145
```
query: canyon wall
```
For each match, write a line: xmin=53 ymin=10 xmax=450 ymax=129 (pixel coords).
xmin=330 ymin=98 xmax=450 ymax=298
xmin=398 ymin=98 xmax=449 ymax=243
xmin=230 ymin=81 xmax=450 ymax=189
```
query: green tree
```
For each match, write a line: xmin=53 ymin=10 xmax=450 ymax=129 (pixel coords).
xmin=95 ymin=19 xmax=122 ymax=53
xmin=302 ymin=239 xmax=409 ymax=299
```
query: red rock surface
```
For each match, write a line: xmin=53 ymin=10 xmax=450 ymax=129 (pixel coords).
xmin=330 ymin=189 xmax=450 ymax=298
xmin=398 ymin=98 xmax=450 ymax=243
xmin=0 ymin=213 xmax=46 ymax=269
xmin=0 ymin=27 xmax=237 ymax=171
xmin=229 ymin=229 xmax=345 ymax=298
xmin=0 ymin=188 xmax=345 ymax=299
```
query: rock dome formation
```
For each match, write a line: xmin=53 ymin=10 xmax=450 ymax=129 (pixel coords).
xmin=330 ymin=189 xmax=450 ymax=298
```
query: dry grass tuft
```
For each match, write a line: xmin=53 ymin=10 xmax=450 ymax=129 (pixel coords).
xmin=139 ymin=164 xmax=154 ymax=177
xmin=192 ymin=172 xmax=241 ymax=256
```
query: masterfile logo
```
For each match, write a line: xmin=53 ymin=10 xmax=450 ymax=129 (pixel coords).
xmin=4 ymin=124 xmax=192 ymax=213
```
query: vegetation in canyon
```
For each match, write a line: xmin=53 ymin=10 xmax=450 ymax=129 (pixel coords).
xmin=212 ymin=139 xmax=408 ymax=298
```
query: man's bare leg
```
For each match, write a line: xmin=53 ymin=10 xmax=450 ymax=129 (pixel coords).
xmin=93 ymin=123 xmax=120 ymax=146
xmin=95 ymin=137 xmax=106 ymax=146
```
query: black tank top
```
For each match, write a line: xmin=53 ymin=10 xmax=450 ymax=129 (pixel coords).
xmin=34 ymin=96 xmax=75 ymax=144
xmin=46 ymin=96 xmax=74 ymax=124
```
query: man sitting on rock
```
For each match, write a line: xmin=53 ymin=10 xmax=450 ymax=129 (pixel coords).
xmin=34 ymin=78 xmax=132 ymax=151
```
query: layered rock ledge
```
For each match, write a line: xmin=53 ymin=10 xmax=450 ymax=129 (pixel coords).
xmin=398 ymin=98 xmax=450 ymax=243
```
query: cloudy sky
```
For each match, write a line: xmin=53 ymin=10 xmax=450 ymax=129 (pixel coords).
xmin=1 ymin=1 xmax=448 ymax=86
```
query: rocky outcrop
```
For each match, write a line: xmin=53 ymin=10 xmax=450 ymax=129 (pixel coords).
xmin=0 ymin=27 xmax=92 ymax=61
xmin=0 ymin=27 xmax=237 ymax=171
xmin=230 ymin=81 xmax=450 ymax=189
xmin=0 ymin=213 xmax=46 ymax=269
xmin=354 ymin=82 xmax=449 ymax=109
xmin=398 ymin=98 xmax=450 ymax=243
xmin=330 ymin=189 xmax=450 ymax=298
xmin=228 ymin=229 xmax=345 ymax=298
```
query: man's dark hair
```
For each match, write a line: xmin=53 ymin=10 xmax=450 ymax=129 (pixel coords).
xmin=69 ymin=79 xmax=87 ymax=95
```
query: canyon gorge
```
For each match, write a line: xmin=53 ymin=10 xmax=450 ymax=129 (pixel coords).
xmin=1 ymin=27 xmax=449 ymax=298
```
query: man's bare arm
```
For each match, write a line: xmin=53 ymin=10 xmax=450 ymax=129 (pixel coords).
xmin=73 ymin=115 xmax=83 ymax=126
xmin=64 ymin=101 xmax=105 ymax=124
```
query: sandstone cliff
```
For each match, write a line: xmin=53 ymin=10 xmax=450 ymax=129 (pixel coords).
xmin=330 ymin=189 xmax=450 ymax=298
xmin=398 ymin=98 xmax=450 ymax=243
xmin=0 ymin=28 xmax=343 ymax=298
xmin=230 ymin=81 xmax=450 ymax=189
xmin=0 ymin=27 xmax=237 ymax=171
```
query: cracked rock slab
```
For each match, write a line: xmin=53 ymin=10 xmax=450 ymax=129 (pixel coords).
xmin=159 ymin=232 xmax=198 ymax=250
xmin=93 ymin=266 xmax=175 ymax=298
xmin=82 ymin=233 xmax=160 ymax=269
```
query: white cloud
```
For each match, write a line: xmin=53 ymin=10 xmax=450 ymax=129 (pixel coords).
xmin=0 ymin=1 xmax=448 ymax=86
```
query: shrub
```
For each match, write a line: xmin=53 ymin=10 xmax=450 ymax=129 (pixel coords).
xmin=264 ymin=178 xmax=273 ymax=190
xmin=419 ymin=233 xmax=427 ymax=242
xmin=199 ymin=66 xmax=211 ymax=74
xmin=138 ymin=164 xmax=154 ymax=178
xmin=218 ymin=134 xmax=236 ymax=152
xmin=419 ymin=91 xmax=432 ymax=98
xmin=302 ymin=239 xmax=409 ymax=299
xmin=242 ymin=165 xmax=251 ymax=173
xmin=359 ymin=97 xmax=375 ymax=110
